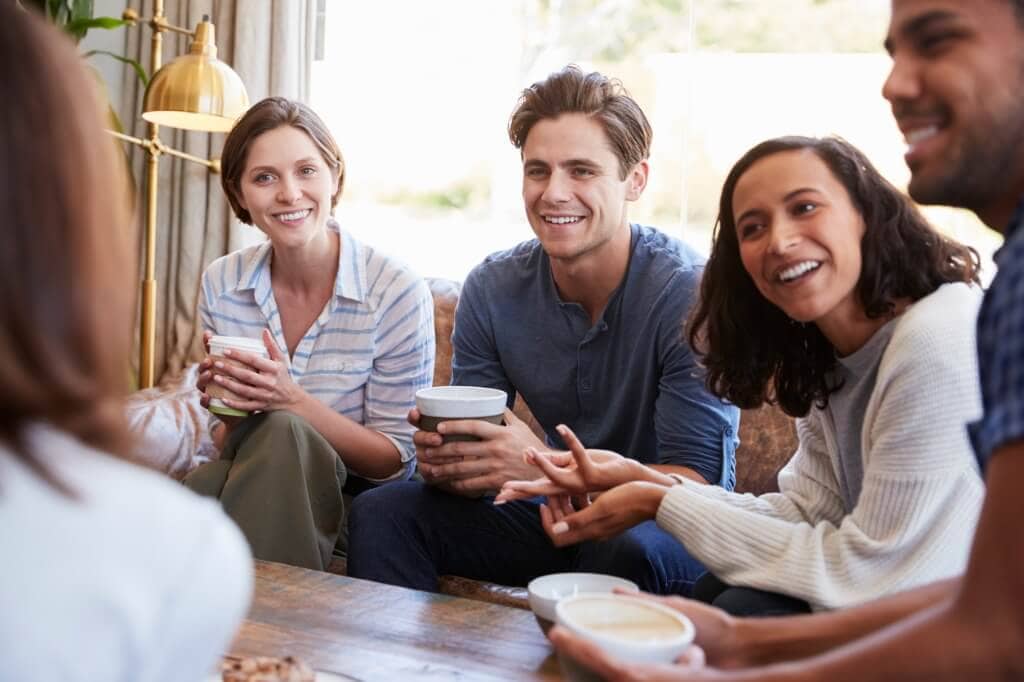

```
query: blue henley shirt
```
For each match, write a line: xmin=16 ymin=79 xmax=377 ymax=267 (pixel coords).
xmin=450 ymin=223 xmax=739 ymax=488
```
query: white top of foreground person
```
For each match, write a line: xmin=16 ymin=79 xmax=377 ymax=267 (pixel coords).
xmin=0 ymin=425 xmax=253 ymax=682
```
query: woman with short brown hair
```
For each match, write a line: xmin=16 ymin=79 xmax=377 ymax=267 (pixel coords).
xmin=184 ymin=97 xmax=435 ymax=571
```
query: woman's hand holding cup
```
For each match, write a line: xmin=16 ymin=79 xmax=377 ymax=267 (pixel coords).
xmin=209 ymin=329 xmax=303 ymax=415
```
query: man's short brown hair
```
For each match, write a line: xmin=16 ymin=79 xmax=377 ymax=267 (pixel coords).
xmin=508 ymin=65 xmax=653 ymax=179
xmin=221 ymin=97 xmax=345 ymax=225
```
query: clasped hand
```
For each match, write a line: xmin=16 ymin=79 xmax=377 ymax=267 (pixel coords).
xmin=196 ymin=328 xmax=302 ymax=415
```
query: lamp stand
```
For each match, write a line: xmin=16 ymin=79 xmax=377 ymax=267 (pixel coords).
xmin=112 ymin=0 xmax=224 ymax=388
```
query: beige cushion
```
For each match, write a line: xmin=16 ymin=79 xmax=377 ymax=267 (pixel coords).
xmin=124 ymin=364 xmax=213 ymax=479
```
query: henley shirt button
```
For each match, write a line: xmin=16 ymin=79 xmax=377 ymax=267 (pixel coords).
xmin=581 ymin=379 xmax=592 ymax=390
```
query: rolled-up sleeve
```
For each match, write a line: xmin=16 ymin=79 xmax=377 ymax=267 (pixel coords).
xmin=653 ymin=269 xmax=739 ymax=488
xmin=365 ymin=274 xmax=436 ymax=479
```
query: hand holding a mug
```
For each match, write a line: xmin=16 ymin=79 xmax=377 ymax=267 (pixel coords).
xmin=197 ymin=331 xmax=256 ymax=407
xmin=540 ymin=480 xmax=671 ymax=547
xmin=549 ymin=624 xmax=707 ymax=681
xmin=495 ymin=424 xmax=674 ymax=504
xmin=209 ymin=329 xmax=303 ymax=413
xmin=608 ymin=589 xmax=743 ymax=669
xmin=416 ymin=408 xmax=547 ymax=495
xmin=409 ymin=408 xmax=474 ymax=495
xmin=197 ymin=331 xmax=245 ymax=447
xmin=196 ymin=330 xmax=222 ymax=409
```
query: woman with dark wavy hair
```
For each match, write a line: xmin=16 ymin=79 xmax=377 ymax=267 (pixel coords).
xmin=690 ymin=136 xmax=981 ymax=417
xmin=499 ymin=135 xmax=985 ymax=618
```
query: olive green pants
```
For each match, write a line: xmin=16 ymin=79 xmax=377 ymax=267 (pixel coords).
xmin=184 ymin=411 xmax=348 ymax=571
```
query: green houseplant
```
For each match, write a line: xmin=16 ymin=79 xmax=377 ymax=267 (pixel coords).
xmin=19 ymin=0 xmax=148 ymax=132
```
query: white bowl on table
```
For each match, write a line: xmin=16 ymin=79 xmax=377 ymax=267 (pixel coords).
xmin=527 ymin=572 xmax=638 ymax=634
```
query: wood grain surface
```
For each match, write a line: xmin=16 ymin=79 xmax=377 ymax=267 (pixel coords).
xmin=228 ymin=560 xmax=562 ymax=681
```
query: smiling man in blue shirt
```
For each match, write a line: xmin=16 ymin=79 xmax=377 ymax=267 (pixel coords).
xmin=346 ymin=65 xmax=739 ymax=596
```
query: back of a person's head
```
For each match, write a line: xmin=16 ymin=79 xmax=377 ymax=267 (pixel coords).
xmin=507 ymin=64 xmax=653 ymax=179
xmin=0 ymin=4 xmax=134 ymax=482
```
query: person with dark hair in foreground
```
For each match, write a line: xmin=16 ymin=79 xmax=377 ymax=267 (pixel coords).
xmin=536 ymin=0 xmax=1024 ymax=679
xmin=0 ymin=5 xmax=252 ymax=681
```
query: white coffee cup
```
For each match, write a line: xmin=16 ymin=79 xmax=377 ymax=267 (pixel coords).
xmin=555 ymin=593 xmax=695 ymax=681
xmin=207 ymin=335 xmax=269 ymax=417
xmin=414 ymin=386 xmax=508 ymax=443
xmin=527 ymin=572 xmax=638 ymax=634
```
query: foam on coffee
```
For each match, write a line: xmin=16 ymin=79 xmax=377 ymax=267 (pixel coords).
xmin=555 ymin=594 xmax=696 ymax=675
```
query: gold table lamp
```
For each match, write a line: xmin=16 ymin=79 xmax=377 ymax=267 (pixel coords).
xmin=110 ymin=2 xmax=249 ymax=388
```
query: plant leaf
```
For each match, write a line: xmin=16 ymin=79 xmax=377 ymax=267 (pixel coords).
xmin=70 ymin=0 xmax=92 ymax=22
xmin=46 ymin=0 xmax=64 ymax=23
xmin=83 ymin=49 xmax=149 ymax=87
xmin=67 ymin=16 xmax=127 ymax=33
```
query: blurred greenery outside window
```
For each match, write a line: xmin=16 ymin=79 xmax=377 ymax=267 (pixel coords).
xmin=311 ymin=0 xmax=1000 ymax=283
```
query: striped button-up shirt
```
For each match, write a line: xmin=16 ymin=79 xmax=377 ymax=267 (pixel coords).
xmin=198 ymin=223 xmax=435 ymax=480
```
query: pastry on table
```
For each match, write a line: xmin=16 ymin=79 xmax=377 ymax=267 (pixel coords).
xmin=221 ymin=656 xmax=315 ymax=682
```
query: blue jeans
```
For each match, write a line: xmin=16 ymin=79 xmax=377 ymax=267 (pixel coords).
xmin=347 ymin=481 xmax=706 ymax=595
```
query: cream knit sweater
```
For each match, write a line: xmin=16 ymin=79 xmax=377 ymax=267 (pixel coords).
xmin=656 ymin=282 xmax=985 ymax=611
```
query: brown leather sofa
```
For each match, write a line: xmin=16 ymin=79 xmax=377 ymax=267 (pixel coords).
xmin=329 ymin=278 xmax=798 ymax=607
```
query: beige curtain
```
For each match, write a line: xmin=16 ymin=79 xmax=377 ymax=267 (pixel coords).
xmin=120 ymin=0 xmax=316 ymax=384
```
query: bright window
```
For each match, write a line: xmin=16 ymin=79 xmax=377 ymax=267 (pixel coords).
xmin=311 ymin=0 xmax=1000 ymax=283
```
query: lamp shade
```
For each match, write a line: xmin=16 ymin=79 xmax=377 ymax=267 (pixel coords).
xmin=142 ymin=20 xmax=249 ymax=133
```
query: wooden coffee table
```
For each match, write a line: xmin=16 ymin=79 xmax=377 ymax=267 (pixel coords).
xmin=228 ymin=560 xmax=562 ymax=680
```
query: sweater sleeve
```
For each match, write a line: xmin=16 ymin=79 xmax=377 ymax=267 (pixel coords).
xmin=659 ymin=413 xmax=843 ymax=522
xmin=656 ymin=284 xmax=985 ymax=611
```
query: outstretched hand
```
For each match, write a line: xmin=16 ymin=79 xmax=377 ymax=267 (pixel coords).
xmin=539 ymin=480 xmax=671 ymax=546
xmin=494 ymin=423 xmax=664 ymax=504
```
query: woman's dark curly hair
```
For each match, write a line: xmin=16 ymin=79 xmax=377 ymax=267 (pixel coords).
xmin=687 ymin=136 xmax=980 ymax=418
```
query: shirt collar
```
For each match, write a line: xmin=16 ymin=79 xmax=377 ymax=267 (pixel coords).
xmin=230 ymin=219 xmax=367 ymax=303
xmin=235 ymin=239 xmax=273 ymax=293
xmin=334 ymin=223 xmax=367 ymax=303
